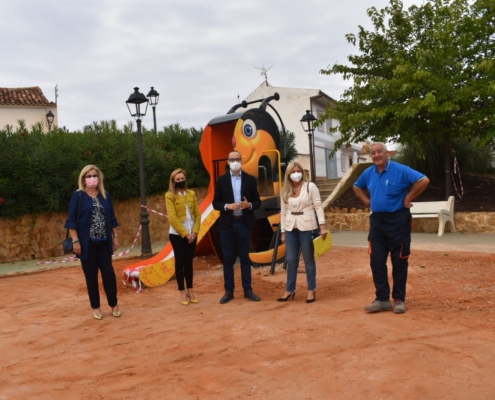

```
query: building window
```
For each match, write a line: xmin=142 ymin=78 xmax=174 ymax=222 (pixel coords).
xmin=326 ymin=118 xmax=332 ymax=135
xmin=316 ymin=110 xmax=325 ymax=132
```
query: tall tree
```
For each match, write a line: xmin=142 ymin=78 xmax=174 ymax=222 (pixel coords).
xmin=320 ymin=0 xmax=495 ymax=198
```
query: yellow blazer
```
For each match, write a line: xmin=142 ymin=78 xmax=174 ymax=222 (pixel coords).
xmin=165 ymin=189 xmax=201 ymax=238
xmin=280 ymin=182 xmax=325 ymax=233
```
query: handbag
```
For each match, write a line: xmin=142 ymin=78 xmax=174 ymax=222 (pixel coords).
xmin=307 ymin=182 xmax=332 ymax=257
xmin=63 ymin=192 xmax=82 ymax=254
xmin=307 ymin=182 xmax=323 ymax=238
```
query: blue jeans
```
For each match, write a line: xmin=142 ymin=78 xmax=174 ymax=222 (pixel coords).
xmin=220 ymin=219 xmax=252 ymax=293
xmin=285 ymin=228 xmax=318 ymax=292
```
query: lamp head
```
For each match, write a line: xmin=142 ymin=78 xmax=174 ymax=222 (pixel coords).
xmin=126 ymin=87 xmax=149 ymax=119
xmin=147 ymin=86 xmax=160 ymax=106
xmin=46 ymin=111 xmax=55 ymax=125
xmin=300 ymin=110 xmax=316 ymax=134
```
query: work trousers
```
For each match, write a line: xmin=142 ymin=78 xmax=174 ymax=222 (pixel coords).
xmin=368 ymin=208 xmax=411 ymax=302
xmin=169 ymin=233 xmax=197 ymax=291
xmin=80 ymin=240 xmax=118 ymax=309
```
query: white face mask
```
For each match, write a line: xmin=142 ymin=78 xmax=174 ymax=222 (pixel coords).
xmin=290 ymin=172 xmax=303 ymax=182
xmin=229 ymin=161 xmax=241 ymax=172
xmin=86 ymin=177 xmax=99 ymax=188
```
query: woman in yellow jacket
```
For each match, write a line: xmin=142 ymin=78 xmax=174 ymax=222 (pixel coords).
xmin=165 ymin=168 xmax=201 ymax=305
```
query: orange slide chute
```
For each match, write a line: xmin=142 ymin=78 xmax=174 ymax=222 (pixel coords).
xmin=123 ymin=190 xmax=220 ymax=288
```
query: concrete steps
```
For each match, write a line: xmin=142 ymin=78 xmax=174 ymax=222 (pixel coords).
xmin=315 ymin=178 xmax=341 ymax=199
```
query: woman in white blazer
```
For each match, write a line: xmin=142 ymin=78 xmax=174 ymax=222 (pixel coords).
xmin=278 ymin=161 xmax=327 ymax=303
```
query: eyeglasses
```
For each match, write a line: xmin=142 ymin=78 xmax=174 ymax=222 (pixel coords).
xmin=85 ymin=174 xmax=98 ymax=179
xmin=228 ymin=158 xmax=242 ymax=162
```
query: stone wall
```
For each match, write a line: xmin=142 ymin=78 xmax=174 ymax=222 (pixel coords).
xmin=325 ymin=208 xmax=495 ymax=234
xmin=0 ymin=188 xmax=208 ymax=263
xmin=0 ymin=193 xmax=493 ymax=263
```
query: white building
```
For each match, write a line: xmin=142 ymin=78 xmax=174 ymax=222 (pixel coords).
xmin=245 ymin=81 xmax=362 ymax=179
xmin=0 ymin=87 xmax=58 ymax=132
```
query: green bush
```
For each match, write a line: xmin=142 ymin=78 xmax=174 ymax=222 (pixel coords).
xmin=0 ymin=121 xmax=210 ymax=218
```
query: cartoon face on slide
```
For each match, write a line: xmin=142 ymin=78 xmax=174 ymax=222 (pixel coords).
xmin=232 ymin=108 xmax=280 ymax=176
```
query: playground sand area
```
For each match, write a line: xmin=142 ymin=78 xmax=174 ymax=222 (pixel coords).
xmin=2 ymin=246 xmax=495 ymax=399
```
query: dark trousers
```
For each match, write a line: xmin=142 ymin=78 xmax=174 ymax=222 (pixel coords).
xmin=169 ymin=233 xmax=197 ymax=291
xmin=80 ymin=241 xmax=118 ymax=309
xmin=369 ymin=208 xmax=411 ymax=302
xmin=220 ymin=219 xmax=252 ymax=293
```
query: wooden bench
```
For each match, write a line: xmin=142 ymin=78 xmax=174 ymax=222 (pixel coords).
xmin=410 ymin=196 xmax=456 ymax=237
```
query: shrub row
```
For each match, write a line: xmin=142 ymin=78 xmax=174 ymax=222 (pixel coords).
xmin=0 ymin=120 xmax=209 ymax=218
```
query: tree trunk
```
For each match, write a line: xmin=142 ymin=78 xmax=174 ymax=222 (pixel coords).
xmin=444 ymin=144 xmax=453 ymax=200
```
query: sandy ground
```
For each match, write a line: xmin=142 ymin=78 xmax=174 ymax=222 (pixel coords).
xmin=2 ymin=246 xmax=495 ymax=400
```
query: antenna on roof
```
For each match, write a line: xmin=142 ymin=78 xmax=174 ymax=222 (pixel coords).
xmin=55 ymin=84 xmax=58 ymax=105
xmin=254 ymin=65 xmax=273 ymax=86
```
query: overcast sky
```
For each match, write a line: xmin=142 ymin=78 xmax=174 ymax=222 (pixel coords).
xmin=2 ymin=0 xmax=419 ymax=132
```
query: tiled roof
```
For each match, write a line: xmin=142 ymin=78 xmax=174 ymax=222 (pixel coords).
xmin=0 ymin=86 xmax=55 ymax=106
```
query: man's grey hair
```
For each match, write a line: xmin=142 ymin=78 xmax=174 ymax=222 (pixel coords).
xmin=370 ymin=142 xmax=388 ymax=150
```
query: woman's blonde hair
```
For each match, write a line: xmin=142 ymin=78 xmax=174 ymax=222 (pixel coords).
xmin=281 ymin=160 xmax=309 ymax=203
xmin=77 ymin=165 xmax=107 ymax=199
xmin=168 ymin=168 xmax=187 ymax=198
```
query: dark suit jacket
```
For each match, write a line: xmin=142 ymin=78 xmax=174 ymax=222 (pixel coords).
xmin=213 ymin=170 xmax=261 ymax=230
xmin=64 ymin=190 xmax=119 ymax=260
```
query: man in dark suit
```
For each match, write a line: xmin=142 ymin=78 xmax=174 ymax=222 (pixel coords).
xmin=213 ymin=150 xmax=262 ymax=304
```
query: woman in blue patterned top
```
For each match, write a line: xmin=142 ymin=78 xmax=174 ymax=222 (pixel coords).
xmin=65 ymin=165 xmax=121 ymax=320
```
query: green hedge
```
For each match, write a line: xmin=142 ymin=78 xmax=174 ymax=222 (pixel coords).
xmin=0 ymin=120 xmax=209 ymax=218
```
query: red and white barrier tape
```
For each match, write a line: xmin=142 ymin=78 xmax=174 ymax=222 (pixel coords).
xmin=36 ymin=205 xmax=168 ymax=266
xmin=37 ymin=225 xmax=143 ymax=265
xmin=36 ymin=255 xmax=78 ymax=264
xmin=113 ymin=225 xmax=142 ymax=257
xmin=451 ymin=157 xmax=464 ymax=199
xmin=122 ymin=264 xmax=152 ymax=293
xmin=141 ymin=204 xmax=168 ymax=219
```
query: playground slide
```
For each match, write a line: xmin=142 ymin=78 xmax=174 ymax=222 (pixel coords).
xmin=122 ymin=92 xmax=333 ymax=290
xmin=123 ymin=191 xmax=219 ymax=288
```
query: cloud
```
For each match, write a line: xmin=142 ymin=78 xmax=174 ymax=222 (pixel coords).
xmin=1 ymin=0 xmax=420 ymax=131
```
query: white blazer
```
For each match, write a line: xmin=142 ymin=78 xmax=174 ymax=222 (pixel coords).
xmin=280 ymin=182 xmax=325 ymax=233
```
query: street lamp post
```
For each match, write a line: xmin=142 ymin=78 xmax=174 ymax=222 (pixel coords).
xmin=126 ymin=87 xmax=153 ymax=258
xmin=147 ymin=87 xmax=160 ymax=134
xmin=300 ymin=110 xmax=317 ymax=183
xmin=46 ymin=111 xmax=54 ymax=132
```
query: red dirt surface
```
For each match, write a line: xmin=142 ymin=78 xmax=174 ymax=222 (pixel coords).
xmin=2 ymin=247 xmax=495 ymax=399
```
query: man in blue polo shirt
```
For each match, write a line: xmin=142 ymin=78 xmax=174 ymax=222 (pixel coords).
xmin=354 ymin=142 xmax=430 ymax=314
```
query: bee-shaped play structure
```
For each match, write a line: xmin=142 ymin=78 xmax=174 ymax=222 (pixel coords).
xmin=123 ymin=94 xmax=286 ymax=288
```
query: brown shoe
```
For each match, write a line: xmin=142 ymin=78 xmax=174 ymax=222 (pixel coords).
xmin=365 ymin=300 xmax=393 ymax=312
xmin=393 ymin=299 xmax=406 ymax=314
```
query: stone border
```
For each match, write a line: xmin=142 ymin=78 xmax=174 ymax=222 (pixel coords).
xmin=325 ymin=210 xmax=495 ymax=234
xmin=1 ymin=194 xmax=493 ymax=263
xmin=0 ymin=188 xmax=208 ymax=264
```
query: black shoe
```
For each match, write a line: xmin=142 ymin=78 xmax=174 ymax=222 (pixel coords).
xmin=306 ymin=291 xmax=316 ymax=303
xmin=277 ymin=291 xmax=296 ymax=302
xmin=244 ymin=290 xmax=261 ymax=301
xmin=220 ymin=291 xmax=234 ymax=304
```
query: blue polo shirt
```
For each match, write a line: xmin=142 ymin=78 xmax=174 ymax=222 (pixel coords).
xmin=354 ymin=160 xmax=426 ymax=212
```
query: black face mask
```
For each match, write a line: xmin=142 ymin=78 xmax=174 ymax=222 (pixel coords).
xmin=175 ymin=181 xmax=186 ymax=189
